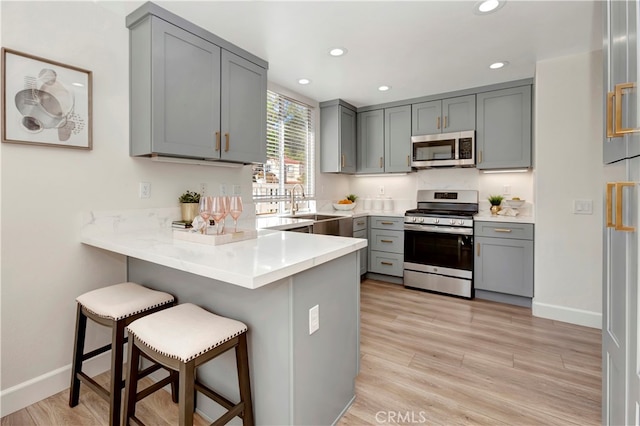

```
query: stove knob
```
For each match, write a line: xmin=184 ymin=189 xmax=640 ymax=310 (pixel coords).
xmin=458 ymin=220 xmax=464 ymax=226
xmin=419 ymin=217 xmax=425 ymax=223
xmin=433 ymin=218 xmax=439 ymax=224
xmin=449 ymin=219 xmax=455 ymax=225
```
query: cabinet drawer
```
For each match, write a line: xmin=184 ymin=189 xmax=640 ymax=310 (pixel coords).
xmin=370 ymin=216 xmax=404 ymax=231
xmin=370 ymin=229 xmax=404 ymax=253
xmin=353 ymin=229 xmax=367 ymax=239
xmin=368 ymin=251 xmax=404 ymax=277
xmin=474 ymin=221 xmax=534 ymax=240
xmin=353 ymin=217 xmax=368 ymax=232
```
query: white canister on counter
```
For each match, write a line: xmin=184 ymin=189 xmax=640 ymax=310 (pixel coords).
xmin=363 ymin=196 xmax=372 ymax=210
xmin=372 ymin=197 xmax=383 ymax=210
xmin=383 ymin=197 xmax=394 ymax=211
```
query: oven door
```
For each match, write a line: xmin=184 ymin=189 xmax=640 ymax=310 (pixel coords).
xmin=403 ymin=224 xmax=474 ymax=297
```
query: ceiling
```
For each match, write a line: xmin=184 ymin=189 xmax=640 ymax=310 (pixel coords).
xmin=116 ymin=1 xmax=603 ymax=108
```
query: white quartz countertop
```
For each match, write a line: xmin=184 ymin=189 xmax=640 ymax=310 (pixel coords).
xmin=474 ymin=212 xmax=535 ymax=224
xmin=81 ymin=226 xmax=367 ymax=290
xmin=254 ymin=209 xmax=405 ymax=231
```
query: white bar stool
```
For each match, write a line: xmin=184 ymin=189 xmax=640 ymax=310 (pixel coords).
xmin=123 ymin=303 xmax=254 ymax=426
xmin=69 ymin=282 xmax=176 ymax=426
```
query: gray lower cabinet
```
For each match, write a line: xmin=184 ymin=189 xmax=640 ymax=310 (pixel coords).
xmin=368 ymin=216 xmax=404 ymax=277
xmin=411 ymin=95 xmax=476 ymax=135
xmin=474 ymin=221 xmax=534 ymax=306
xmin=476 ymin=86 xmax=532 ymax=169
xmin=128 ymin=5 xmax=267 ymax=163
xmin=321 ymin=100 xmax=357 ymax=173
xmin=353 ymin=217 xmax=368 ymax=275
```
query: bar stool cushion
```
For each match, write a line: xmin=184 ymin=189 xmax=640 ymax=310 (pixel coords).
xmin=76 ymin=282 xmax=175 ymax=321
xmin=127 ymin=303 xmax=248 ymax=363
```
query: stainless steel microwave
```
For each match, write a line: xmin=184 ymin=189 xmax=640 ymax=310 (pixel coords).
xmin=410 ymin=130 xmax=475 ymax=168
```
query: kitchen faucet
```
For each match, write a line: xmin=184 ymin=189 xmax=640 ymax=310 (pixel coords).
xmin=290 ymin=183 xmax=305 ymax=214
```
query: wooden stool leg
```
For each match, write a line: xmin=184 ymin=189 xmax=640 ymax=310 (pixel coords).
xmin=122 ymin=337 xmax=141 ymax=426
xmin=69 ymin=305 xmax=87 ymax=407
xmin=170 ymin=369 xmax=179 ymax=404
xmin=236 ymin=333 xmax=254 ymax=426
xmin=179 ymin=361 xmax=196 ymax=426
xmin=109 ymin=320 xmax=126 ymax=426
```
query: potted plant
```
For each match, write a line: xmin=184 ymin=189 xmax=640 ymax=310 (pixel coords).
xmin=488 ymin=194 xmax=504 ymax=215
xmin=178 ymin=190 xmax=201 ymax=222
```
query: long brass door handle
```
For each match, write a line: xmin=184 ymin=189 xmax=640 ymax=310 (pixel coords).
xmin=407 ymin=155 xmax=410 ymax=167
xmin=606 ymin=91 xmax=617 ymax=138
xmin=379 ymin=157 xmax=383 ymax=168
xmin=444 ymin=116 xmax=448 ymax=128
xmin=477 ymin=243 xmax=480 ymax=256
xmin=380 ymin=261 xmax=393 ymax=266
xmin=606 ymin=183 xmax=615 ymax=228
xmin=215 ymin=132 xmax=221 ymax=151
xmin=493 ymin=228 xmax=513 ymax=233
xmin=615 ymin=182 xmax=636 ymax=232
xmin=478 ymin=150 xmax=482 ymax=164
xmin=614 ymin=82 xmax=640 ymax=135
xmin=380 ymin=221 xmax=394 ymax=225
xmin=224 ymin=133 xmax=230 ymax=152
xmin=341 ymin=154 xmax=345 ymax=168
xmin=380 ymin=239 xmax=393 ymax=243
xmin=436 ymin=116 xmax=441 ymax=130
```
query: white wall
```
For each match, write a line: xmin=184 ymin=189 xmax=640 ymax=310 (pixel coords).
xmin=0 ymin=1 xmax=254 ymax=414
xmin=532 ymin=50 xmax=604 ymax=327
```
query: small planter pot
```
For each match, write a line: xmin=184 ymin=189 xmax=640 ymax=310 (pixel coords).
xmin=180 ymin=203 xmax=199 ymax=222
xmin=490 ymin=205 xmax=502 ymax=215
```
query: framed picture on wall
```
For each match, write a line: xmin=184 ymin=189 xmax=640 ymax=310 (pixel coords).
xmin=1 ymin=48 xmax=92 ymax=150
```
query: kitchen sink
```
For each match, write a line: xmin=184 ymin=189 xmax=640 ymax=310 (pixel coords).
xmin=281 ymin=213 xmax=353 ymax=237
xmin=283 ymin=213 xmax=342 ymax=221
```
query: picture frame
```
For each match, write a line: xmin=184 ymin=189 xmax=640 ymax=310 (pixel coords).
xmin=1 ymin=48 xmax=92 ymax=150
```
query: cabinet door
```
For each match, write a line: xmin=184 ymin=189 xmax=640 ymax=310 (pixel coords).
xmin=353 ymin=228 xmax=368 ymax=275
xmin=476 ymin=86 xmax=532 ymax=169
xmin=150 ymin=18 xmax=221 ymax=158
xmin=340 ymin=106 xmax=357 ymax=173
xmin=221 ymin=50 xmax=267 ymax=164
xmin=442 ymin=95 xmax=475 ymax=132
xmin=412 ymin=100 xmax=442 ymax=135
xmin=385 ymin=105 xmax=412 ymax=173
xmin=474 ymin=236 xmax=533 ymax=297
xmin=357 ymin=110 xmax=384 ymax=173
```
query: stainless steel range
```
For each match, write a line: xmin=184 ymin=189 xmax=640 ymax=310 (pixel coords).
xmin=403 ymin=190 xmax=478 ymax=299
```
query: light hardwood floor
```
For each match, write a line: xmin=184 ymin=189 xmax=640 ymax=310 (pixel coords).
xmin=2 ymin=279 xmax=601 ymax=425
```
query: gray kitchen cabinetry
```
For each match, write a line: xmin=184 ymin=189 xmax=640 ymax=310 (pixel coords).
xmin=356 ymin=105 xmax=411 ymax=174
xmin=353 ymin=217 xmax=368 ymax=275
xmin=321 ymin=100 xmax=357 ymax=173
xmin=368 ymin=216 xmax=404 ymax=277
xmin=127 ymin=4 xmax=267 ymax=164
xmin=411 ymin=95 xmax=475 ymax=135
xmin=474 ymin=221 xmax=534 ymax=307
xmin=476 ymin=86 xmax=532 ymax=170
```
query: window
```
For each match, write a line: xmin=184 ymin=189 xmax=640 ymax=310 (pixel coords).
xmin=253 ymin=90 xmax=315 ymax=214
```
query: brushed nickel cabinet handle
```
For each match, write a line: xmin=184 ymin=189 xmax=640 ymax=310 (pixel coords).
xmin=381 ymin=261 xmax=393 ymax=266
xmin=494 ymin=228 xmax=513 ymax=233
xmin=215 ymin=132 xmax=221 ymax=151
xmin=224 ymin=133 xmax=230 ymax=152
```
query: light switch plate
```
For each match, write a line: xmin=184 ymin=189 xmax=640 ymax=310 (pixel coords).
xmin=309 ymin=305 xmax=319 ymax=335
xmin=573 ymin=199 xmax=593 ymax=215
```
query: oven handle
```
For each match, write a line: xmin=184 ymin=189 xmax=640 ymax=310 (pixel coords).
xmin=404 ymin=223 xmax=473 ymax=235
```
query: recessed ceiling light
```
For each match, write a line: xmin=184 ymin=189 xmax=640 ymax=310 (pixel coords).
xmin=475 ymin=0 xmax=505 ymax=14
xmin=298 ymin=78 xmax=311 ymax=85
xmin=329 ymin=47 xmax=347 ymax=57
xmin=489 ymin=61 xmax=509 ymax=69
xmin=378 ymin=85 xmax=391 ymax=92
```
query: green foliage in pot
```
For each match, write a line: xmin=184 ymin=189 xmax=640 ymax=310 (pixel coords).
xmin=346 ymin=194 xmax=358 ymax=202
xmin=487 ymin=194 xmax=504 ymax=206
xmin=178 ymin=190 xmax=201 ymax=204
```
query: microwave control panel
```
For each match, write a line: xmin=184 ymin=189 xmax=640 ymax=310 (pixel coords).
xmin=459 ymin=138 xmax=473 ymax=160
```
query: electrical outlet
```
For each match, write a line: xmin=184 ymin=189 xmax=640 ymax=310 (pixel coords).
xmin=139 ymin=182 xmax=151 ymax=199
xmin=232 ymin=185 xmax=241 ymax=196
xmin=503 ymin=185 xmax=511 ymax=195
xmin=199 ymin=183 xmax=207 ymax=195
xmin=378 ymin=185 xmax=385 ymax=195
xmin=219 ymin=183 xmax=227 ymax=196
xmin=309 ymin=305 xmax=319 ymax=335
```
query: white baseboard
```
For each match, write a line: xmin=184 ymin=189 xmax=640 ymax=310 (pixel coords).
xmin=532 ymin=300 xmax=602 ymax=329
xmin=1 ymin=351 xmax=111 ymax=417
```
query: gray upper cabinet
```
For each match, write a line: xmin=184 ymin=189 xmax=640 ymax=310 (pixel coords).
xmin=412 ymin=95 xmax=475 ymax=135
xmin=384 ymin=105 xmax=412 ymax=173
xmin=127 ymin=4 xmax=267 ymax=164
xmin=357 ymin=110 xmax=384 ymax=173
xmin=321 ymin=100 xmax=357 ymax=173
xmin=603 ymin=0 xmax=639 ymax=164
xmin=476 ymin=86 xmax=532 ymax=170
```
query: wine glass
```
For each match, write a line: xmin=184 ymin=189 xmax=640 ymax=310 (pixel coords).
xmin=229 ymin=195 xmax=243 ymax=232
xmin=211 ymin=196 xmax=226 ymax=235
xmin=220 ymin=195 xmax=230 ymax=234
xmin=198 ymin=196 xmax=213 ymax=234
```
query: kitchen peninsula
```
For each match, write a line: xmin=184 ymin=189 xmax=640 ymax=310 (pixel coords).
xmin=80 ymin=209 xmax=366 ymax=425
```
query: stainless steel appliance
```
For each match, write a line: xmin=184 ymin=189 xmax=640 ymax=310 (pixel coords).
xmin=410 ymin=130 xmax=475 ymax=168
xmin=403 ymin=190 xmax=478 ymax=298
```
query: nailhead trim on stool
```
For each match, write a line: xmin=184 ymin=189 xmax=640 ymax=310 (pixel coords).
xmin=123 ymin=303 xmax=254 ymax=426
xmin=69 ymin=282 xmax=176 ymax=426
